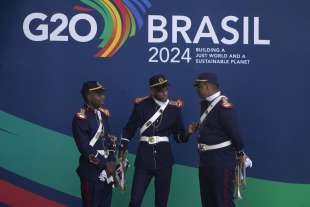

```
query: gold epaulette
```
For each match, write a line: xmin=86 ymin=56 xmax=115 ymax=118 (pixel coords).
xmin=75 ymin=108 xmax=87 ymax=119
xmin=99 ymin=107 xmax=111 ymax=117
xmin=220 ymin=97 xmax=233 ymax=108
xmin=134 ymin=96 xmax=149 ymax=104
xmin=169 ymin=99 xmax=183 ymax=108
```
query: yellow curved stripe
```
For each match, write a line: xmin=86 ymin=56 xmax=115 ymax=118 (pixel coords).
xmin=102 ymin=0 xmax=122 ymax=57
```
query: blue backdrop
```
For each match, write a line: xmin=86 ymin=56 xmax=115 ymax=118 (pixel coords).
xmin=0 ymin=0 xmax=309 ymax=206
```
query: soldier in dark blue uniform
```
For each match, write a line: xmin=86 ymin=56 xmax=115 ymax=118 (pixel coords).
xmin=118 ymin=74 xmax=196 ymax=207
xmin=193 ymin=73 xmax=245 ymax=207
xmin=72 ymin=81 xmax=116 ymax=207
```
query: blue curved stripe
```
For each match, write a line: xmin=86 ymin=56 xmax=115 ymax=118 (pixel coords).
xmin=131 ymin=0 xmax=147 ymax=13
xmin=123 ymin=0 xmax=144 ymax=29
xmin=140 ymin=0 xmax=151 ymax=8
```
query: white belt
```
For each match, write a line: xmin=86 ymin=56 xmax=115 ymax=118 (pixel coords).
xmin=198 ymin=140 xmax=232 ymax=151
xmin=140 ymin=136 xmax=169 ymax=144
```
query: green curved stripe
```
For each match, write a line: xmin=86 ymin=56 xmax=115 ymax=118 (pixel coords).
xmin=95 ymin=0 xmax=116 ymax=49
xmin=128 ymin=10 xmax=137 ymax=37
xmin=0 ymin=110 xmax=309 ymax=207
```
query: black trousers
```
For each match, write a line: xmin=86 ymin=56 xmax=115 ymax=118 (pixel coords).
xmin=128 ymin=167 xmax=172 ymax=207
xmin=80 ymin=177 xmax=112 ymax=207
xmin=199 ymin=165 xmax=235 ymax=207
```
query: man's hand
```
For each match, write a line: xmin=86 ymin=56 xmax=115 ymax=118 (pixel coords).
xmin=106 ymin=161 xmax=116 ymax=176
xmin=187 ymin=122 xmax=199 ymax=134
xmin=88 ymin=153 xmax=100 ymax=165
xmin=236 ymin=151 xmax=253 ymax=168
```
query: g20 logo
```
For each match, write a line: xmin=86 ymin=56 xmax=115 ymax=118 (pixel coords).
xmin=22 ymin=1 xmax=151 ymax=57
xmin=23 ymin=13 xmax=97 ymax=42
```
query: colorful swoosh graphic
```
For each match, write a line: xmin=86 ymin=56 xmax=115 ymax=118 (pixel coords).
xmin=74 ymin=0 xmax=151 ymax=58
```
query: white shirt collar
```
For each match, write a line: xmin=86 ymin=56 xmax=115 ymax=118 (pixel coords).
xmin=153 ymin=98 xmax=169 ymax=107
xmin=206 ymin=91 xmax=221 ymax=102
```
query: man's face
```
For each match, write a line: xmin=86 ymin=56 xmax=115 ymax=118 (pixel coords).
xmin=151 ymin=86 xmax=169 ymax=102
xmin=196 ymin=83 xmax=210 ymax=98
xmin=87 ymin=91 xmax=104 ymax=108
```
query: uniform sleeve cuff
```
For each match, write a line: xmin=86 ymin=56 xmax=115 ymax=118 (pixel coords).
xmin=121 ymin=138 xmax=130 ymax=142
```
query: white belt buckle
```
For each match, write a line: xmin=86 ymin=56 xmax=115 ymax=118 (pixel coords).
xmin=148 ymin=136 xmax=156 ymax=144
xmin=198 ymin=144 xmax=207 ymax=151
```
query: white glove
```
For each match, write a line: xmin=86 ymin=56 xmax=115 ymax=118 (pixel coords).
xmin=244 ymin=156 xmax=253 ymax=168
xmin=99 ymin=170 xmax=114 ymax=184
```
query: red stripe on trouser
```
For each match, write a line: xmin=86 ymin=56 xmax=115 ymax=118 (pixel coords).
xmin=223 ymin=168 xmax=229 ymax=207
xmin=0 ymin=180 xmax=65 ymax=207
xmin=82 ymin=179 xmax=92 ymax=207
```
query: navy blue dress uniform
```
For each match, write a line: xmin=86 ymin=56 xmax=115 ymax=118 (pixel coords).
xmin=194 ymin=73 xmax=244 ymax=207
xmin=119 ymin=74 xmax=190 ymax=207
xmin=72 ymin=81 xmax=115 ymax=207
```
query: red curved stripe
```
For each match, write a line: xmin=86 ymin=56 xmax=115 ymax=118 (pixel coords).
xmin=109 ymin=0 xmax=131 ymax=57
xmin=0 ymin=180 xmax=66 ymax=207
xmin=73 ymin=5 xmax=94 ymax=12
